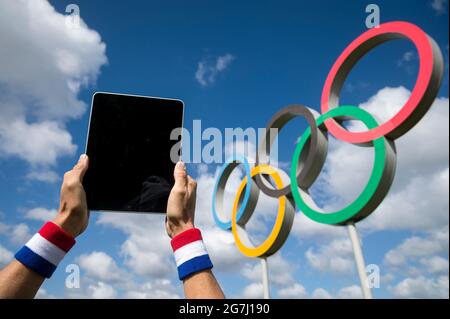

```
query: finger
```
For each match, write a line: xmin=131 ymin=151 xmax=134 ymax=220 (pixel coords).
xmin=173 ymin=161 xmax=187 ymax=190
xmin=187 ymin=175 xmax=197 ymax=193
xmin=72 ymin=154 xmax=89 ymax=182
xmin=187 ymin=175 xmax=197 ymax=211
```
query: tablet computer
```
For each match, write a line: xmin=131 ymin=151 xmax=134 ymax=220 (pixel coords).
xmin=83 ymin=92 xmax=184 ymax=213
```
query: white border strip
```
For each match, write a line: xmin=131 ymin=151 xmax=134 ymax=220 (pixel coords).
xmin=26 ymin=233 xmax=66 ymax=266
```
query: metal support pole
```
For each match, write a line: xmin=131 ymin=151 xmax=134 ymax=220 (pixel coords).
xmin=261 ymin=257 xmax=270 ymax=299
xmin=347 ymin=222 xmax=373 ymax=299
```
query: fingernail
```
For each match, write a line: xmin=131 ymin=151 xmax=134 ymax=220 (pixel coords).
xmin=79 ymin=154 xmax=87 ymax=161
xmin=176 ymin=161 xmax=185 ymax=170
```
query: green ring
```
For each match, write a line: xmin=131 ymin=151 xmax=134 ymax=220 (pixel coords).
xmin=290 ymin=106 xmax=391 ymax=225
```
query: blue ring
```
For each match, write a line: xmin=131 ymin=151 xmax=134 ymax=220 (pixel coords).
xmin=212 ymin=155 xmax=252 ymax=230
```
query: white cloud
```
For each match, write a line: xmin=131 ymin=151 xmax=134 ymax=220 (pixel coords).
xmin=195 ymin=53 xmax=234 ymax=87
xmin=397 ymin=51 xmax=417 ymax=73
xmin=390 ymin=275 xmax=449 ymax=298
xmin=25 ymin=207 xmax=57 ymax=222
xmin=373 ymin=213 xmax=449 ymax=299
xmin=0 ymin=222 xmax=8 ymax=235
xmin=94 ymin=214 xmax=187 ymax=298
xmin=0 ymin=120 xmax=77 ymax=166
xmin=0 ymin=0 xmax=107 ymax=178
xmin=0 ymin=0 xmax=106 ymax=119
xmin=120 ymin=237 xmax=173 ymax=277
xmin=345 ymin=81 xmax=370 ymax=93
xmin=311 ymin=288 xmax=332 ymax=299
xmin=305 ymin=238 xmax=354 ymax=274
xmin=123 ymin=280 xmax=181 ymax=299
xmin=420 ymin=256 xmax=449 ymax=275
xmin=381 ymin=273 xmax=395 ymax=285
xmin=10 ymin=223 xmax=32 ymax=245
xmin=97 ymin=214 xmax=176 ymax=278
xmin=431 ymin=0 xmax=448 ymax=14
xmin=0 ymin=221 xmax=40 ymax=248
xmin=216 ymin=54 xmax=235 ymax=72
xmin=382 ymin=229 xmax=449 ymax=292
xmin=203 ymin=228 xmax=247 ymax=271
xmin=87 ymin=281 xmax=118 ymax=299
xmin=398 ymin=51 xmax=415 ymax=64
xmin=35 ymin=288 xmax=56 ymax=299
xmin=360 ymin=167 xmax=449 ymax=232
xmin=26 ymin=169 xmax=60 ymax=183
xmin=384 ymin=228 xmax=448 ymax=267
xmin=277 ymin=283 xmax=307 ymax=299
xmin=69 ymin=247 xmax=182 ymax=299
xmin=242 ymin=282 xmax=264 ymax=299
xmin=0 ymin=244 xmax=13 ymax=266
xmin=337 ymin=285 xmax=363 ymax=299
xmin=241 ymin=254 xmax=296 ymax=286
xmin=291 ymin=213 xmax=347 ymax=241
xmin=77 ymin=251 xmax=127 ymax=282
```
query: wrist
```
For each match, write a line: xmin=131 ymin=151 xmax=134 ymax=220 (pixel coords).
xmin=168 ymin=221 xmax=195 ymax=239
xmin=52 ymin=213 xmax=81 ymax=238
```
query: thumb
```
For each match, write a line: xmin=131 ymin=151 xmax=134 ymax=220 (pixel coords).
xmin=72 ymin=154 xmax=89 ymax=182
xmin=173 ymin=161 xmax=187 ymax=190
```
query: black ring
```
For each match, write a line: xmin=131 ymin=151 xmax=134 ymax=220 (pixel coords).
xmin=254 ymin=104 xmax=328 ymax=198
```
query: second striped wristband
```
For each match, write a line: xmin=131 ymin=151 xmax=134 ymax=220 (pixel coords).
xmin=171 ymin=228 xmax=213 ymax=280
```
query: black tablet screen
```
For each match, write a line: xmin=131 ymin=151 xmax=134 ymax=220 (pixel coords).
xmin=83 ymin=93 xmax=183 ymax=213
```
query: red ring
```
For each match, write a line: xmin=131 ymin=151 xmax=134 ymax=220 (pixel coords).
xmin=321 ymin=21 xmax=442 ymax=144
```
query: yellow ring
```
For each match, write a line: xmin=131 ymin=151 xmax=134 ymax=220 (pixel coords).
xmin=231 ymin=165 xmax=287 ymax=257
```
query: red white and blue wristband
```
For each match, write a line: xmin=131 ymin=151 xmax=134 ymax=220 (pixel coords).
xmin=15 ymin=222 xmax=75 ymax=278
xmin=171 ymin=228 xmax=213 ymax=280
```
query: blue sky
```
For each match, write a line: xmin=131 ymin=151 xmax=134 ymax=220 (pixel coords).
xmin=0 ymin=0 xmax=448 ymax=298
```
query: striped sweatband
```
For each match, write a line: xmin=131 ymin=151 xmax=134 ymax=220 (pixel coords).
xmin=171 ymin=228 xmax=213 ymax=280
xmin=15 ymin=222 xmax=76 ymax=278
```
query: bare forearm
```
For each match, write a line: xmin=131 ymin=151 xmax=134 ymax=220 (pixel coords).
xmin=183 ymin=269 xmax=225 ymax=299
xmin=0 ymin=218 xmax=79 ymax=299
xmin=0 ymin=156 xmax=88 ymax=299
xmin=0 ymin=260 xmax=44 ymax=298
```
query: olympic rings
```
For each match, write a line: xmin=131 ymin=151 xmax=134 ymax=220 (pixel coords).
xmin=211 ymin=21 xmax=443 ymax=259
xmin=232 ymin=165 xmax=295 ymax=258
xmin=321 ymin=21 xmax=444 ymax=144
xmin=290 ymin=106 xmax=397 ymax=225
